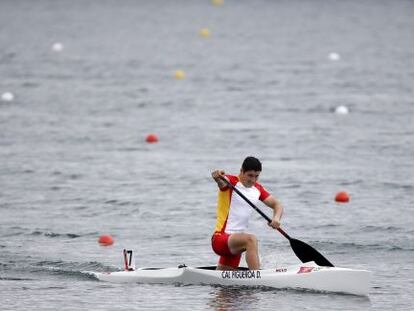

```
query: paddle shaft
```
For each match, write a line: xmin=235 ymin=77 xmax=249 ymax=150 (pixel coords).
xmin=219 ymin=176 xmax=291 ymax=241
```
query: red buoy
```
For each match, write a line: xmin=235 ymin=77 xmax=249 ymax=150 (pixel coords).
xmin=145 ymin=134 xmax=159 ymax=143
xmin=98 ymin=235 xmax=114 ymax=246
xmin=335 ymin=191 xmax=350 ymax=203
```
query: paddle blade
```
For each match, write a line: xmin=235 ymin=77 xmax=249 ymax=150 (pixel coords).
xmin=290 ymin=238 xmax=334 ymax=267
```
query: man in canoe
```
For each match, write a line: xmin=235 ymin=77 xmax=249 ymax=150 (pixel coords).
xmin=211 ymin=156 xmax=283 ymax=270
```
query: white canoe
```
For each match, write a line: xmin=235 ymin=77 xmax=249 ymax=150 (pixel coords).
xmin=91 ymin=261 xmax=370 ymax=296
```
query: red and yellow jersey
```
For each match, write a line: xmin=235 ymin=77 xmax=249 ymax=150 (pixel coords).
xmin=214 ymin=175 xmax=270 ymax=234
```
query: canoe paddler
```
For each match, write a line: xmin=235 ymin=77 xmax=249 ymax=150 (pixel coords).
xmin=211 ymin=156 xmax=283 ymax=270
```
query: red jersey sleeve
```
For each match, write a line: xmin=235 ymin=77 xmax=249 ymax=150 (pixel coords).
xmin=255 ymin=182 xmax=270 ymax=201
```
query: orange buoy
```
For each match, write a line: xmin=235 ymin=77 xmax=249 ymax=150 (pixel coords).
xmin=98 ymin=235 xmax=114 ymax=246
xmin=145 ymin=134 xmax=159 ymax=143
xmin=335 ymin=191 xmax=350 ymax=203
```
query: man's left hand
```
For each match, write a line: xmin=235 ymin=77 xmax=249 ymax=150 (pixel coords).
xmin=268 ymin=218 xmax=281 ymax=229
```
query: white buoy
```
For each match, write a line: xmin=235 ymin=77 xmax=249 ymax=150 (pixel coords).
xmin=329 ymin=52 xmax=341 ymax=61
xmin=335 ymin=105 xmax=349 ymax=115
xmin=1 ymin=92 xmax=14 ymax=102
xmin=52 ymin=42 xmax=64 ymax=52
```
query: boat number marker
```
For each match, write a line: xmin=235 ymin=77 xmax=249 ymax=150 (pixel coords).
xmin=123 ymin=249 xmax=135 ymax=271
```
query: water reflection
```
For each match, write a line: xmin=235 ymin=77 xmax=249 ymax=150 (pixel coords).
xmin=208 ymin=287 xmax=259 ymax=311
xmin=208 ymin=286 xmax=372 ymax=311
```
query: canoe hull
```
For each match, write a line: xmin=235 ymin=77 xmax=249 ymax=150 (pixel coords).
xmin=91 ymin=262 xmax=370 ymax=296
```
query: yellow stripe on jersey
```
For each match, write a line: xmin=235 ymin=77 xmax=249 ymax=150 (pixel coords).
xmin=214 ymin=188 xmax=231 ymax=232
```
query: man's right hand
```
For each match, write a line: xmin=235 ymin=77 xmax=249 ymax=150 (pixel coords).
xmin=211 ymin=170 xmax=225 ymax=181
xmin=212 ymin=170 xmax=227 ymax=189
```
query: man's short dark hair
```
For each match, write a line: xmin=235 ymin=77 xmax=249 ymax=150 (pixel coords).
xmin=241 ymin=156 xmax=262 ymax=172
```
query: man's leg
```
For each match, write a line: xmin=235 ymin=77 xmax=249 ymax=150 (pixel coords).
xmin=228 ymin=233 xmax=260 ymax=270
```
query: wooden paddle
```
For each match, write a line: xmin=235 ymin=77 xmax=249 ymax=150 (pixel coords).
xmin=219 ymin=176 xmax=334 ymax=267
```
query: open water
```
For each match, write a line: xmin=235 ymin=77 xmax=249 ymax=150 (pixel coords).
xmin=1 ymin=0 xmax=413 ymax=310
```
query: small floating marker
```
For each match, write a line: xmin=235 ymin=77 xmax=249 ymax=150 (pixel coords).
xmin=212 ymin=0 xmax=224 ymax=6
xmin=145 ymin=134 xmax=159 ymax=143
xmin=329 ymin=52 xmax=341 ymax=61
xmin=199 ymin=28 xmax=210 ymax=38
xmin=174 ymin=70 xmax=185 ymax=80
xmin=52 ymin=42 xmax=64 ymax=52
xmin=335 ymin=191 xmax=350 ymax=203
xmin=98 ymin=235 xmax=114 ymax=246
xmin=335 ymin=105 xmax=349 ymax=115
xmin=1 ymin=92 xmax=14 ymax=102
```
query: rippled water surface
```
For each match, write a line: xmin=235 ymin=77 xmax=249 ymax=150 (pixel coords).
xmin=1 ymin=0 xmax=413 ymax=310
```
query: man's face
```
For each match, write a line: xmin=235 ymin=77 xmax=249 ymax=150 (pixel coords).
xmin=239 ymin=170 xmax=260 ymax=188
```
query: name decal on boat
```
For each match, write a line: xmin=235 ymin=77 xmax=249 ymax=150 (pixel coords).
xmin=221 ymin=270 xmax=261 ymax=279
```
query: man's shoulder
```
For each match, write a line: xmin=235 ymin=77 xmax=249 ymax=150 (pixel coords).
xmin=254 ymin=182 xmax=271 ymax=199
xmin=253 ymin=181 xmax=266 ymax=189
xmin=225 ymin=174 xmax=239 ymax=185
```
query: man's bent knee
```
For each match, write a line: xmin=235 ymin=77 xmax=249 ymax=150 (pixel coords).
xmin=246 ymin=234 xmax=258 ymax=247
